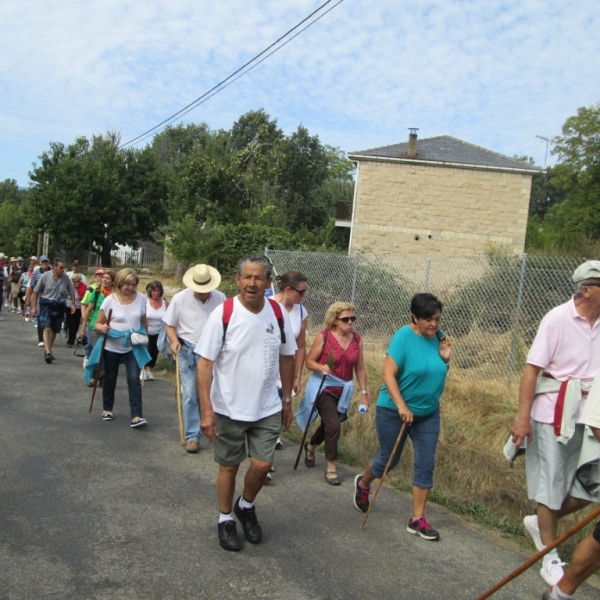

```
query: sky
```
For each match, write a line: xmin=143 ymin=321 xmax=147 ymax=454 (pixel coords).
xmin=1 ymin=0 xmax=599 ymax=188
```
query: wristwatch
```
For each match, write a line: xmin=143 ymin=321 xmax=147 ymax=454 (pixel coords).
xmin=282 ymin=397 xmax=292 ymax=404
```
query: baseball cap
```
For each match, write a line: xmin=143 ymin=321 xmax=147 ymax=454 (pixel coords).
xmin=95 ymin=268 xmax=106 ymax=275
xmin=40 ymin=254 xmax=49 ymax=262
xmin=17 ymin=256 xmax=24 ymax=261
xmin=572 ymin=260 xmax=600 ymax=283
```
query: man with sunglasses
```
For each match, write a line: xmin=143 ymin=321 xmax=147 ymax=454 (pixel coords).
xmin=512 ymin=260 xmax=600 ymax=586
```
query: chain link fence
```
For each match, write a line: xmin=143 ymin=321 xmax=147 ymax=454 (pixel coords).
xmin=62 ymin=244 xmax=164 ymax=271
xmin=266 ymin=249 xmax=586 ymax=383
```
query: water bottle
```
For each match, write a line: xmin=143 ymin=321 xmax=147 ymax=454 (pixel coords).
xmin=358 ymin=404 xmax=368 ymax=414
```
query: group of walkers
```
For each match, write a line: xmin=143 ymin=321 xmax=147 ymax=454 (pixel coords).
xmin=3 ymin=250 xmax=600 ymax=598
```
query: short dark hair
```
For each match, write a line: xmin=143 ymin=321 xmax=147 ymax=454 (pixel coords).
xmin=146 ymin=280 xmax=164 ymax=297
xmin=410 ymin=293 xmax=443 ymax=320
xmin=237 ymin=254 xmax=273 ymax=279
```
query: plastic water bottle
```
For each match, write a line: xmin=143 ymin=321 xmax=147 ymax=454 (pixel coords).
xmin=358 ymin=404 xmax=368 ymax=414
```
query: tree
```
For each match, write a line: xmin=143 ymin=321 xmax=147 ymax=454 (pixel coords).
xmin=29 ymin=132 xmax=168 ymax=265
xmin=0 ymin=179 xmax=35 ymax=256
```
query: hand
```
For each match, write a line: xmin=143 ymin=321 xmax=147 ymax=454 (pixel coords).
xmin=292 ymin=377 xmax=300 ymax=395
xmin=321 ymin=364 xmax=331 ymax=376
xmin=439 ymin=338 xmax=451 ymax=362
xmin=200 ymin=413 xmax=218 ymax=442
xmin=397 ymin=402 xmax=413 ymax=424
xmin=281 ymin=403 xmax=293 ymax=430
xmin=170 ymin=340 xmax=181 ymax=355
xmin=511 ymin=416 xmax=532 ymax=446
xmin=70 ymin=305 xmax=76 ymax=315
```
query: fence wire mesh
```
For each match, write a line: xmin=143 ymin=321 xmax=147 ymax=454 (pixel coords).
xmin=266 ymin=250 xmax=586 ymax=383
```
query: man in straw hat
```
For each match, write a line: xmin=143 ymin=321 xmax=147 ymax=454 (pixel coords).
xmin=512 ymin=260 xmax=600 ymax=586
xmin=196 ymin=255 xmax=296 ymax=551
xmin=163 ymin=264 xmax=226 ymax=453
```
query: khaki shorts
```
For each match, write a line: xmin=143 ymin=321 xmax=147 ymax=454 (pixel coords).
xmin=213 ymin=412 xmax=281 ymax=466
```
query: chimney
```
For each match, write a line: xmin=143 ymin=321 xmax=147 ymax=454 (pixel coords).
xmin=407 ymin=128 xmax=419 ymax=157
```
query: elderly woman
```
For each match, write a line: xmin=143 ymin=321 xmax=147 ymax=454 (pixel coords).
xmin=92 ymin=268 xmax=151 ymax=428
xmin=299 ymin=301 xmax=368 ymax=486
xmin=352 ymin=293 xmax=451 ymax=542
xmin=65 ymin=274 xmax=88 ymax=347
xmin=143 ymin=280 xmax=167 ymax=381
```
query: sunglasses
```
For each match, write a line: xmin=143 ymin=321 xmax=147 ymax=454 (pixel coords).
xmin=338 ymin=316 xmax=357 ymax=323
xmin=291 ymin=287 xmax=307 ymax=296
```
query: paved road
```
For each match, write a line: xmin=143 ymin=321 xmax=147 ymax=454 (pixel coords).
xmin=0 ymin=311 xmax=597 ymax=600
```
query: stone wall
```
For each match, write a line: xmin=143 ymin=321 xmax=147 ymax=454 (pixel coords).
xmin=350 ymin=160 xmax=533 ymax=256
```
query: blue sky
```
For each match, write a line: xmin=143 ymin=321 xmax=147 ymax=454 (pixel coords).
xmin=1 ymin=0 xmax=599 ymax=187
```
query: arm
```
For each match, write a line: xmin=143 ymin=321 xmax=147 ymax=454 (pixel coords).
xmin=95 ymin=309 xmax=110 ymax=335
xmin=510 ymin=363 xmax=542 ymax=446
xmin=354 ymin=339 xmax=369 ymax=407
xmin=165 ymin=324 xmax=181 ymax=354
xmin=29 ymin=291 xmax=38 ymax=316
xmin=305 ymin=333 xmax=329 ymax=375
xmin=197 ymin=357 xmax=217 ymax=442
xmin=381 ymin=354 xmax=413 ymax=423
xmin=279 ymin=354 xmax=295 ymax=430
xmin=292 ymin=317 xmax=308 ymax=394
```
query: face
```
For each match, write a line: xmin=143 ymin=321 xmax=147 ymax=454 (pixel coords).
xmin=102 ymin=274 xmax=113 ymax=288
xmin=72 ymin=278 xmax=81 ymax=286
xmin=335 ymin=310 xmax=357 ymax=331
xmin=194 ymin=291 xmax=211 ymax=302
xmin=41 ymin=260 xmax=49 ymax=269
xmin=289 ymin=283 xmax=307 ymax=302
xmin=72 ymin=264 xmax=80 ymax=272
xmin=235 ymin=262 xmax=270 ymax=310
xmin=412 ymin=310 xmax=441 ymax=339
xmin=120 ymin=279 xmax=137 ymax=295
xmin=53 ymin=262 xmax=66 ymax=276
xmin=150 ymin=287 xmax=162 ymax=299
xmin=95 ymin=272 xmax=104 ymax=285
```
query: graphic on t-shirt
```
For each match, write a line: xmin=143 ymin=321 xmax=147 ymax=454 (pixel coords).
xmin=262 ymin=325 xmax=279 ymax=390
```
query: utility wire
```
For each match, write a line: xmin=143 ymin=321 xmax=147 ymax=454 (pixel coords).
xmin=120 ymin=0 xmax=345 ymax=149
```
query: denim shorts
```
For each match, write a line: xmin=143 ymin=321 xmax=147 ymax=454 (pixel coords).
xmin=369 ymin=406 xmax=440 ymax=490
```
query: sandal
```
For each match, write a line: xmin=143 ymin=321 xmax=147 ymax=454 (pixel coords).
xmin=304 ymin=442 xmax=315 ymax=468
xmin=324 ymin=470 xmax=341 ymax=486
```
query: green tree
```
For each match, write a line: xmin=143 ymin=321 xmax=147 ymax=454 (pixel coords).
xmin=29 ymin=132 xmax=168 ymax=265
xmin=0 ymin=179 xmax=35 ymax=255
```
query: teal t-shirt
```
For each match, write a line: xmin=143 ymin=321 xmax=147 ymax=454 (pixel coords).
xmin=376 ymin=325 xmax=448 ymax=417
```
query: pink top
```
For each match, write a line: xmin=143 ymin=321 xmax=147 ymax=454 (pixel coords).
xmin=318 ymin=329 xmax=362 ymax=398
xmin=528 ymin=297 xmax=600 ymax=423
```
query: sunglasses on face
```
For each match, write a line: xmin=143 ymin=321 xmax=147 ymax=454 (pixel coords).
xmin=291 ymin=287 xmax=307 ymax=296
xmin=338 ymin=316 xmax=357 ymax=323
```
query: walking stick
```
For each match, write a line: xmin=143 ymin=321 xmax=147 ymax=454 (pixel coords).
xmin=360 ymin=420 xmax=409 ymax=530
xmin=175 ymin=353 xmax=185 ymax=446
xmin=293 ymin=352 xmax=334 ymax=471
xmin=88 ymin=309 xmax=112 ymax=413
xmin=475 ymin=503 xmax=600 ymax=600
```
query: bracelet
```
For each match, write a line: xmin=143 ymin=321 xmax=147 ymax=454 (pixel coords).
xmin=282 ymin=397 xmax=292 ymax=404
xmin=361 ymin=390 xmax=368 ymax=394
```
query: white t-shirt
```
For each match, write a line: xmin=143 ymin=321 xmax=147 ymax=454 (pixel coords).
xmin=196 ymin=296 xmax=298 ymax=421
xmin=286 ymin=303 xmax=307 ymax=340
xmin=100 ymin=292 xmax=147 ymax=354
xmin=162 ymin=288 xmax=226 ymax=345
xmin=146 ymin=298 xmax=167 ymax=335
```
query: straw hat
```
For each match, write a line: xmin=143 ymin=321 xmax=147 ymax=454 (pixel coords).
xmin=183 ymin=264 xmax=221 ymax=293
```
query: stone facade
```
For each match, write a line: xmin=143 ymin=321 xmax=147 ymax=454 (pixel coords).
xmin=350 ymin=160 xmax=533 ymax=256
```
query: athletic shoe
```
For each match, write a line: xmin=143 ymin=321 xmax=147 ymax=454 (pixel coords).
xmin=524 ymin=515 xmax=545 ymax=552
xmin=83 ymin=356 xmax=89 ymax=369
xmin=139 ymin=370 xmax=145 ymax=381
xmin=540 ymin=557 xmax=567 ymax=586
xmin=24 ymin=317 xmax=29 ymax=322
xmin=233 ymin=496 xmax=262 ymax=544
xmin=185 ymin=440 xmax=200 ymax=453
xmin=44 ymin=352 xmax=53 ymax=364
xmin=102 ymin=412 xmax=114 ymax=421
xmin=131 ymin=418 xmax=148 ymax=429
xmin=541 ymin=587 xmax=574 ymax=600
xmin=353 ymin=474 xmax=370 ymax=513
xmin=407 ymin=515 xmax=440 ymax=541
xmin=38 ymin=341 xmax=45 ymax=347
xmin=265 ymin=473 xmax=272 ymax=482
xmin=146 ymin=371 xmax=154 ymax=381
xmin=218 ymin=520 xmax=241 ymax=551
xmin=275 ymin=438 xmax=283 ymax=450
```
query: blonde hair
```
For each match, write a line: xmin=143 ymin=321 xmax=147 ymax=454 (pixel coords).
xmin=115 ymin=268 xmax=139 ymax=290
xmin=324 ymin=302 xmax=356 ymax=330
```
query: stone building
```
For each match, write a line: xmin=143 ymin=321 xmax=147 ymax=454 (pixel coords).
xmin=341 ymin=131 xmax=543 ymax=256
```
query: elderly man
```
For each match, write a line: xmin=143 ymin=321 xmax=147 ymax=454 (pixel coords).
xmin=163 ymin=264 xmax=226 ymax=454
xmin=30 ymin=258 xmax=76 ymax=363
xmin=196 ymin=255 xmax=296 ymax=551
xmin=512 ymin=260 xmax=600 ymax=586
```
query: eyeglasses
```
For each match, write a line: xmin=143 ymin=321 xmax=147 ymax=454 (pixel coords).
xmin=584 ymin=283 xmax=600 ymax=288
xmin=338 ymin=316 xmax=357 ymax=323
xmin=291 ymin=287 xmax=307 ymax=296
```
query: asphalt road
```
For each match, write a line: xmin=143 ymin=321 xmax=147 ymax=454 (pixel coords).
xmin=0 ymin=310 xmax=598 ymax=600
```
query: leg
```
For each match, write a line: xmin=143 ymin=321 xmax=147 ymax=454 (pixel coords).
xmin=178 ymin=345 xmax=201 ymax=442
xmin=102 ymin=350 xmax=120 ymax=412
xmin=123 ymin=351 xmax=143 ymax=419
xmin=310 ymin=392 xmax=342 ymax=481
xmin=242 ymin=457 xmax=272 ymax=503
xmin=556 ymin=523 xmax=600 ymax=596
xmin=217 ymin=464 xmax=240 ymax=513
xmin=412 ymin=486 xmax=431 ymax=518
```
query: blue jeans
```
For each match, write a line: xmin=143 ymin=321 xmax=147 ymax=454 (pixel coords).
xmin=370 ymin=406 xmax=440 ymax=489
xmin=178 ymin=343 xmax=201 ymax=442
xmin=102 ymin=349 xmax=143 ymax=418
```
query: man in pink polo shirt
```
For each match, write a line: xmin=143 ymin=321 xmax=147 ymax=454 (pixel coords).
xmin=512 ymin=260 xmax=600 ymax=587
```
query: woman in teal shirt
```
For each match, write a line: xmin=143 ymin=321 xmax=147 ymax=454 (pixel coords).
xmin=353 ymin=293 xmax=451 ymax=541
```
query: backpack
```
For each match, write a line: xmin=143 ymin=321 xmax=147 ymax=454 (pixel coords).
xmin=221 ymin=297 xmax=286 ymax=345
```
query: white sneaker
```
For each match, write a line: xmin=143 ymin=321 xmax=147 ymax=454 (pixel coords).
xmin=37 ymin=341 xmax=44 ymax=347
xmin=83 ymin=356 xmax=89 ymax=369
xmin=24 ymin=317 xmax=29 ymax=322
xmin=540 ymin=557 xmax=567 ymax=586
xmin=146 ymin=371 xmax=154 ymax=381
xmin=523 ymin=515 xmax=545 ymax=552
xmin=139 ymin=371 xmax=145 ymax=381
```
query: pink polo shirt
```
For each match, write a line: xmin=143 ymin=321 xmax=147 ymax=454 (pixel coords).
xmin=528 ymin=297 xmax=600 ymax=423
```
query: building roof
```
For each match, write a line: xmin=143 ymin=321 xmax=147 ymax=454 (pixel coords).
xmin=348 ymin=135 xmax=543 ymax=174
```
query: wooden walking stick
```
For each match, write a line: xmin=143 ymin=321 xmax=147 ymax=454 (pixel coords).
xmin=88 ymin=309 xmax=112 ymax=413
xmin=360 ymin=420 xmax=409 ymax=530
xmin=293 ymin=352 xmax=334 ymax=471
xmin=175 ymin=353 xmax=185 ymax=446
xmin=475 ymin=503 xmax=600 ymax=600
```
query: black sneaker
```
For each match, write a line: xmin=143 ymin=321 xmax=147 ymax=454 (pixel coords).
xmin=407 ymin=515 xmax=440 ymax=541
xmin=353 ymin=474 xmax=370 ymax=513
xmin=233 ymin=496 xmax=262 ymax=544
xmin=218 ymin=520 xmax=241 ymax=551
xmin=44 ymin=352 xmax=53 ymax=364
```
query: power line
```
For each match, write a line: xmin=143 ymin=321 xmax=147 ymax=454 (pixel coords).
xmin=120 ymin=0 xmax=345 ymax=149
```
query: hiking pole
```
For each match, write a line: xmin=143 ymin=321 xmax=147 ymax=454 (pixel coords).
xmin=475 ymin=503 xmax=600 ymax=600
xmin=360 ymin=420 xmax=409 ymax=530
xmin=89 ymin=309 xmax=112 ymax=413
xmin=293 ymin=352 xmax=334 ymax=471
xmin=175 ymin=353 xmax=185 ymax=446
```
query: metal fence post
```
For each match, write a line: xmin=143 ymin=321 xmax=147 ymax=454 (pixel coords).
xmin=508 ymin=253 xmax=528 ymax=384
xmin=350 ymin=252 xmax=360 ymax=304
xmin=424 ymin=258 xmax=432 ymax=292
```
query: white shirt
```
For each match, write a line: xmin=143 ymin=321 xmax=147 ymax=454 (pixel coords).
xmin=196 ymin=296 xmax=297 ymax=421
xmin=146 ymin=298 xmax=167 ymax=335
xmin=100 ymin=293 xmax=147 ymax=354
xmin=162 ymin=288 xmax=226 ymax=345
